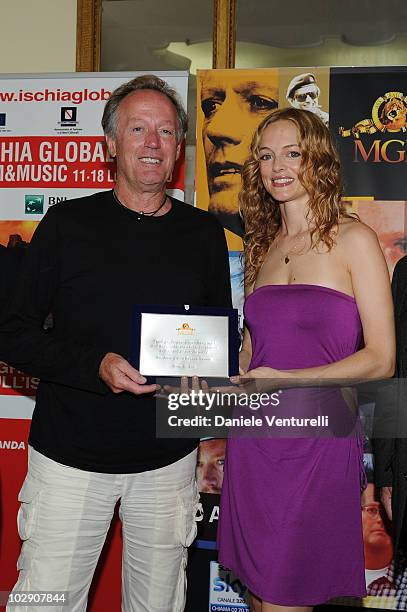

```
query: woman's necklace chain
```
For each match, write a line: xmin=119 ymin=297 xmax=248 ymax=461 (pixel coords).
xmin=274 ymin=232 xmax=308 ymax=264
xmin=113 ymin=190 xmax=167 ymax=221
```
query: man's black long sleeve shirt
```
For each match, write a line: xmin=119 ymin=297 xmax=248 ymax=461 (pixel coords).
xmin=0 ymin=191 xmax=232 ymax=473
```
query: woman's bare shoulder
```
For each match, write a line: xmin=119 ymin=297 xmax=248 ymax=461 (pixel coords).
xmin=336 ymin=217 xmax=380 ymax=251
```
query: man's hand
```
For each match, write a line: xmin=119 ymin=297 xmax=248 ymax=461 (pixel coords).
xmin=380 ymin=486 xmax=393 ymax=521
xmin=99 ymin=352 xmax=157 ymax=395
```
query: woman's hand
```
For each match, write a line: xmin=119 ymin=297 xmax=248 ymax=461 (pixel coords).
xmin=246 ymin=366 xmax=281 ymax=378
xmin=231 ymin=366 xmax=283 ymax=383
xmin=158 ymin=375 xmax=209 ymax=398
xmin=239 ymin=348 xmax=252 ymax=375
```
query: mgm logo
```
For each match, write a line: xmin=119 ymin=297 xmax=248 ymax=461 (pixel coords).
xmin=339 ymin=91 xmax=407 ymax=163
xmin=339 ymin=91 xmax=407 ymax=139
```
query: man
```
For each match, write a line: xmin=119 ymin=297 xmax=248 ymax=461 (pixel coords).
xmin=361 ymin=483 xmax=395 ymax=594
xmin=198 ymin=69 xmax=279 ymax=237
xmin=0 ymin=238 xmax=25 ymax=313
xmin=196 ymin=438 xmax=226 ymax=494
xmin=360 ymin=480 xmax=407 ymax=609
xmin=1 ymin=75 xmax=231 ymax=611
xmin=286 ymin=72 xmax=329 ymax=126
xmin=374 ymin=255 xmax=407 ymax=584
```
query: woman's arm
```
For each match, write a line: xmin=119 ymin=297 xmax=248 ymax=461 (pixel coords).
xmin=239 ymin=327 xmax=252 ymax=374
xmin=244 ymin=223 xmax=395 ymax=381
xmin=239 ymin=282 xmax=254 ymax=374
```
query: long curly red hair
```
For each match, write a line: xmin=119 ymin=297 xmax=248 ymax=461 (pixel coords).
xmin=240 ymin=107 xmax=353 ymax=286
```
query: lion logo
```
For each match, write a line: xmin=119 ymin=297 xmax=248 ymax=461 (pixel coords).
xmin=339 ymin=91 xmax=407 ymax=138
xmin=380 ymin=97 xmax=407 ymax=131
xmin=177 ymin=322 xmax=194 ymax=335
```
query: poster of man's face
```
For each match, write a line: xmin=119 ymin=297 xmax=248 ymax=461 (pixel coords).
xmin=196 ymin=69 xmax=279 ymax=249
xmin=362 ymin=483 xmax=394 ymax=574
xmin=196 ymin=438 xmax=226 ymax=494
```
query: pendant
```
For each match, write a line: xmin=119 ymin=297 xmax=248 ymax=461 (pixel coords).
xmin=284 ymin=256 xmax=290 ymax=264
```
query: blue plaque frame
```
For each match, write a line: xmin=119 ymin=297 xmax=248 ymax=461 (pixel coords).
xmin=130 ymin=304 xmax=240 ymax=381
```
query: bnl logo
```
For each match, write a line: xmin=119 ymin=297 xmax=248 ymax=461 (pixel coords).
xmin=60 ymin=107 xmax=77 ymax=124
xmin=25 ymin=195 xmax=44 ymax=214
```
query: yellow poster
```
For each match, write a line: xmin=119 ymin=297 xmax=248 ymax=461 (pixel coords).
xmin=196 ymin=69 xmax=279 ymax=251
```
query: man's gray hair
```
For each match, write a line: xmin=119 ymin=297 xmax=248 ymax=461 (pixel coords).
xmin=101 ymin=74 xmax=188 ymax=143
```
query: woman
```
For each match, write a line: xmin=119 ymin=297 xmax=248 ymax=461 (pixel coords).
xmin=217 ymin=108 xmax=395 ymax=612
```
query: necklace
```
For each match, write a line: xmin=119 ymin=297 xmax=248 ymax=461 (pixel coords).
xmin=113 ymin=190 xmax=168 ymax=221
xmin=274 ymin=232 xmax=308 ymax=264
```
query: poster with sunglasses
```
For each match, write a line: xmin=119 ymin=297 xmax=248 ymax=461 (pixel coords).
xmin=279 ymin=67 xmax=330 ymax=126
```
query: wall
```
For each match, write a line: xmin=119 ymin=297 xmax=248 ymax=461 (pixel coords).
xmin=0 ymin=0 xmax=77 ymax=74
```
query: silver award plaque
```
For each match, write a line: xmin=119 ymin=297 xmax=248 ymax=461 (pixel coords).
xmin=139 ymin=313 xmax=229 ymax=377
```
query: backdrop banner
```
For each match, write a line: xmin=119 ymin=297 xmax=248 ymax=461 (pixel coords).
xmin=0 ymin=70 xmax=188 ymax=612
xmin=195 ymin=66 xmax=407 ymax=612
xmin=2 ymin=65 xmax=407 ymax=611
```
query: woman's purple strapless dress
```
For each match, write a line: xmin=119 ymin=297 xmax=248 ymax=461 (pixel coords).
xmin=217 ymin=284 xmax=367 ymax=605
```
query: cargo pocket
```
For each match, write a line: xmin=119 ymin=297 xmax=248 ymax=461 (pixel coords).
xmin=17 ymin=476 xmax=41 ymax=540
xmin=16 ymin=476 xmax=41 ymax=571
xmin=173 ymin=481 xmax=199 ymax=612
xmin=173 ymin=549 xmax=188 ymax=612
xmin=177 ymin=479 xmax=200 ymax=548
